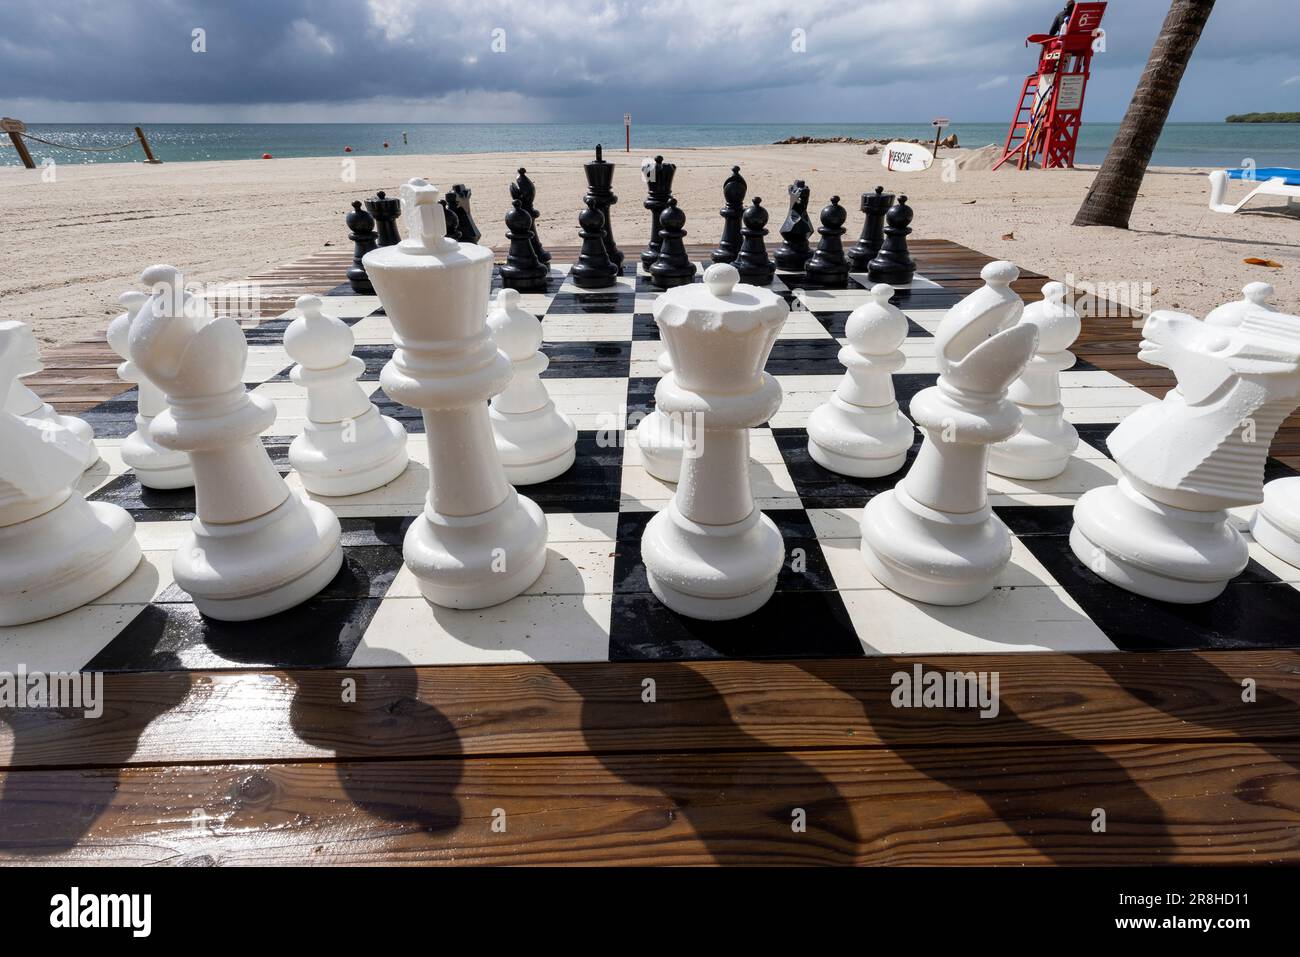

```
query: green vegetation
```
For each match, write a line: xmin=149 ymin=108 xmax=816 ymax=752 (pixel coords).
xmin=1226 ymin=112 xmax=1300 ymax=123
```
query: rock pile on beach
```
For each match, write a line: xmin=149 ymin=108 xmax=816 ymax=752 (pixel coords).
xmin=775 ymin=133 xmax=960 ymax=150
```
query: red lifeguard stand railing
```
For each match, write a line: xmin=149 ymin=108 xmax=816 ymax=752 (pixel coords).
xmin=993 ymin=2 xmax=1107 ymax=171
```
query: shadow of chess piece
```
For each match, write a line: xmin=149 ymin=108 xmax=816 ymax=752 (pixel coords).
xmin=848 ymin=186 xmax=892 ymax=271
xmin=499 ymin=199 xmax=549 ymax=293
xmin=774 ymin=179 xmax=813 ymax=272
xmin=711 ymin=165 xmax=746 ymax=264
xmin=803 ymin=195 xmax=849 ymax=288
xmin=868 ymin=195 xmax=916 ymax=285
xmin=366 ymin=190 xmax=402 ymax=248
xmin=734 ymin=197 xmax=775 ymax=286
xmin=640 ymin=154 xmax=677 ymax=269
xmin=510 ymin=167 xmax=551 ymax=264
xmin=571 ymin=198 xmax=619 ymax=290
xmin=449 ymin=184 xmax=481 ymax=244
xmin=584 ymin=144 xmax=624 ymax=272
xmin=650 ymin=198 xmax=695 ymax=290
xmin=346 ymin=201 xmax=377 ymax=294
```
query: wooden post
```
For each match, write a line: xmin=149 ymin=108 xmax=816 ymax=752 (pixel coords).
xmin=2 ymin=118 xmax=35 ymax=169
xmin=135 ymin=126 xmax=162 ymax=164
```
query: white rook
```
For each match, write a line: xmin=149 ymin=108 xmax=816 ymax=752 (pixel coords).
xmin=129 ymin=265 xmax=342 ymax=620
xmin=364 ymin=179 xmax=547 ymax=608
xmin=640 ymin=263 xmax=789 ymax=619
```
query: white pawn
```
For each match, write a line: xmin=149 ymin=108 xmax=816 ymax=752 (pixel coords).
xmin=988 ymin=281 xmax=1081 ymax=480
xmin=106 ymin=291 xmax=195 ymax=489
xmin=0 ymin=321 xmax=140 ymax=625
xmin=3 ymin=321 xmax=98 ymax=470
xmin=129 ymin=265 xmax=342 ymax=621
xmin=1205 ymin=282 xmax=1275 ymax=327
xmin=860 ymin=262 xmax=1038 ymax=606
xmin=640 ymin=264 xmax=790 ymax=620
xmin=486 ymin=288 xmax=577 ymax=484
xmin=1252 ymin=477 xmax=1300 ymax=570
xmin=635 ymin=347 xmax=687 ymax=481
xmin=286 ymin=294 xmax=408 ymax=496
xmin=807 ymin=283 xmax=914 ymax=476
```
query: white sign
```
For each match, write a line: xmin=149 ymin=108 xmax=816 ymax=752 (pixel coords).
xmin=624 ymin=114 xmax=632 ymax=126
xmin=882 ymin=141 xmax=934 ymax=173
xmin=1056 ymin=75 xmax=1085 ymax=112
xmin=931 ymin=117 xmax=950 ymax=128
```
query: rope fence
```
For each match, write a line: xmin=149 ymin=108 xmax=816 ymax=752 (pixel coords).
xmin=15 ymin=132 xmax=140 ymax=152
xmin=1 ymin=120 xmax=161 ymax=167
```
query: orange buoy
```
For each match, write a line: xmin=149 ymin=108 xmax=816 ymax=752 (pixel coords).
xmin=262 ymin=153 xmax=272 ymax=159
xmin=383 ymin=141 xmax=389 ymax=148
xmin=344 ymin=145 xmax=353 ymax=153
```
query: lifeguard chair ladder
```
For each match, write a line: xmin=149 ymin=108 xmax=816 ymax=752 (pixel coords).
xmin=994 ymin=2 xmax=1107 ymax=171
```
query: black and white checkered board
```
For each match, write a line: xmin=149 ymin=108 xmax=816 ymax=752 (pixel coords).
xmin=11 ymin=259 xmax=1300 ymax=674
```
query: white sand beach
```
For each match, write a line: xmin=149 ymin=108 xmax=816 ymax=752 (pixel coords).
xmin=2 ymin=142 xmax=1296 ymax=347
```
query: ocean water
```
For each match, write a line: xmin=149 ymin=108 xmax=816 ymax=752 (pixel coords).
xmin=3 ymin=122 xmax=1297 ymax=169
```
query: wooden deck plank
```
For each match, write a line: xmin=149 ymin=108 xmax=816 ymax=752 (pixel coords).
xmin=4 ymin=652 xmax=1299 ymax=771
xmin=1 ymin=741 xmax=1296 ymax=865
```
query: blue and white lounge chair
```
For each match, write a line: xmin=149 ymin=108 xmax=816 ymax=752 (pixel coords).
xmin=1208 ymin=167 xmax=1300 ymax=214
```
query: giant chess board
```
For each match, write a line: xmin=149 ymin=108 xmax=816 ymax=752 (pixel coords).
xmin=8 ymin=254 xmax=1300 ymax=675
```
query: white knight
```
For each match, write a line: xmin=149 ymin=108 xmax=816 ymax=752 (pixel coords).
xmin=1072 ymin=307 xmax=1300 ymax=602
xmin=3 ymin=321 xmax=98 ymax=470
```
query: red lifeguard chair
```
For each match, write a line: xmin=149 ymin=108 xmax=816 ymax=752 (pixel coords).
xmin=993 ymin=2 xmax=1107 ymax=171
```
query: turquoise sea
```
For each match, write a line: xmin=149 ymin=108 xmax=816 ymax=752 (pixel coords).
xmin=3 ymin=122 xmax=1297 ymax=169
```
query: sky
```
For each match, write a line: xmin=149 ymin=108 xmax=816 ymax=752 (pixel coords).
xmin=1 ymin=0 xmax=1297 ymax=124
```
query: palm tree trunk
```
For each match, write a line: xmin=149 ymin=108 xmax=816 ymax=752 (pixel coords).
xmin=1073 ymin=0 xmax=1215 ymax=228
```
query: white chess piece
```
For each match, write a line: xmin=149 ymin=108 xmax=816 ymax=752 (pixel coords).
xmin=1072 ymin=308 xmax=1300 ymax=602
xmin=106 ymin=291 xmax=195 ymax=490
xmin=860 ymin=261 xmax=1038 ymax=606
xmin=634 ymin=347 xmax=687 ymax=481
xmin=129 ymin=265 xmax=343 ymax=621
xmin=806 ymin=283 xmax=914 ymax=476
xmin=1252 ymin=477 xmax=1300 ymax=569
xmin=0 ymin=321 xmax=140 ymax=625
xmin=364 ymin=178 xmax=547 ymax=609
xmin=486 ymin=288 xmax=577 ymax=484
xmin=3 ymin=321 xmax=98 ymax=470
xmin=285 ymin=294 xmax=408 ymax=496
xmin=1205 ymin=282 xmax=1275 ymax=327
xmin=640 ymin=263 xmax=790 ymax=620
xmin=988 ymin=281 xmax=1081 ymax=480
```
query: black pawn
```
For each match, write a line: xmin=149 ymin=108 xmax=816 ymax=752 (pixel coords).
xmin=774 ymin=179 xmax=813 ymax=272
xmin=848 ymin=186 xmax=893 ymax=271
xmin=803 ymin=196 xmax=850 ymax=288
xmin=868 ymin=194 xmax=916 ymax=285
xmin=571 ymin=198 xmax=619 ymax=290
xmin=345 ymin=200 xmax=377 ymax=294
xmin=510 ymin=167 xmax=551 ymax=264
xmin=583 ymin=144 xmax=624 ymax=271
xmin=640 ymin=154 xmax=677 ymax=269
xmin=366 ymin=190 xmax=402 ymax=248
xmin=439 ymin=198 xmax=460 ymax=241
xmin=734 ymin=197 xmax=775 ymax=286
xmin=649 ymin=198 xmax=694 ymax=289
xmin=450 ymin=183 xmax=481 ymax=244
xmin=711 ymin=165 xmax=746 ymax=264
xmin=499 ymin=199 xmax=549 ymax=293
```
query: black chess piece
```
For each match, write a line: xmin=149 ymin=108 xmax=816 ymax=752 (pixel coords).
xmin=571 ymin=198 xmax=619 ymax=290
xmin=450 ymin=183 xmax=481 ymax=244
xmin=867 ymin=194 xmax=916 ymax=285
xmin=639 ymin=155 xmax=677 ymax=269
xmin=510 ymin=167 xmax=551 ymax=263
xmin=439 ymin=198 xmax=460 ymax=241
xmin=583 ymin=144 xmax=624 ymax=272
xmin=733 ymin=197 xmax=775 ymax=286
xmin=499 ymin=199 xmax=549 ymax=293
xmin=649 ymin=198 xmax=694 ymax=289
xmin=847 ymin=186 xmax=893 ymax=271
xmin=345 ymin=200 xmax=377 ymax=294
xmin=711 ymin=166 xmax=746 ymax=264
xmin=774 ymin=180 xmax=813 ymax=272
xmin=803 ymin=196 xmax=850 ymax=288
xmin=366 ymin=190 xmax=402 ymax=247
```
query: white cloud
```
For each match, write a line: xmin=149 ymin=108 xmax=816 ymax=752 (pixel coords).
xmin=977 ymin=75 xmax=1010 ymax=90
xmin=1283 ymin=75 xmax=1300 ymax=85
